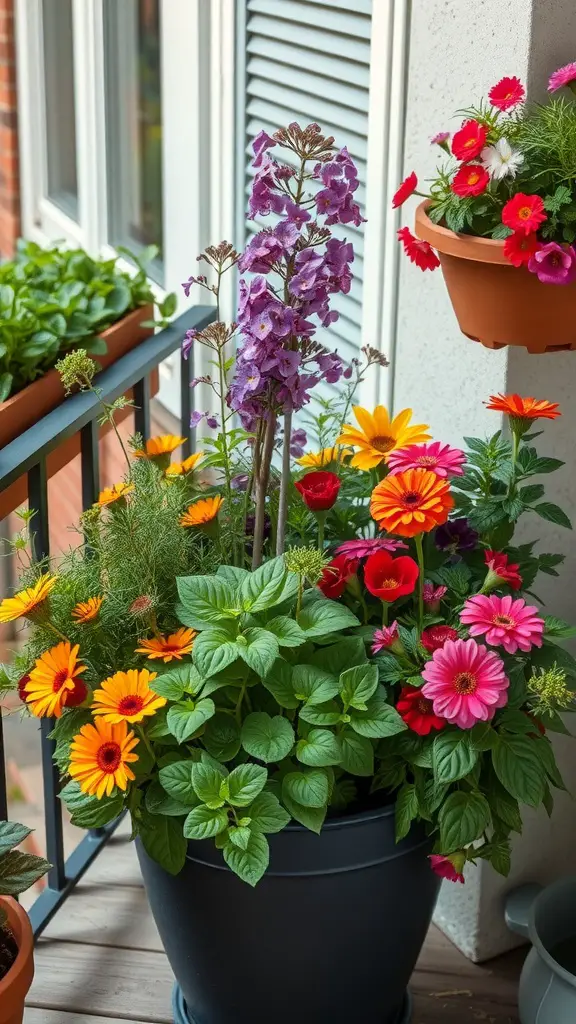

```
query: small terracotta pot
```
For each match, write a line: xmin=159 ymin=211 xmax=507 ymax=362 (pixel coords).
xmin=0 ymin=898 xmax=34 ymax=1024
xmin=415 ymin=202 xmax=576 ymax=354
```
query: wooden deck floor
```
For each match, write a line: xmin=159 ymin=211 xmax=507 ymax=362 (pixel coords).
xmin=25 ymin=822 xmax=525 ymax=1024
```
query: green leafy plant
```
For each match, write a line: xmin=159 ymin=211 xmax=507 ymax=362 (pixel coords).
xmin=0 ymin=821 xmax=50 ymax=923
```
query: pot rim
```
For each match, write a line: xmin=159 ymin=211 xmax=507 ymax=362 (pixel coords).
xmin=415 ymin=200 xmax=511 ymax=265
xmin=282 ymin=800 xmax=395 ymax=832
xmin=0 ymin=896 xmax=34 ymax=1001
xmin=529 ymin=878 xmax=576 ymax=989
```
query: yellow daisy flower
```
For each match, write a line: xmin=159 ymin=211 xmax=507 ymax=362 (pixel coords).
xmin=96 ymin=482 xmax=134 ymax=507
xmin=133 ymin=435 xmax=185 ymax=459
xmin=165 ymin=451 xmax=205 ymax=476
xmin=337 ymin=405 xmax=431 ymax=470
xmin=91 ymin=668 xmax=165 ymax=724
xmin=0 ymin=573 xmax=57 ymax=624
xmin=297 ymin=446 xmax=353 ymax=468
xmin=136 ymin=627 xmax=197 ymax=663
xmin=179 ymin=496 xmax=223 ymax=528
xmin=25 ymin=641 xmax=88 ymax=718
xmin=72 ymin=596 xmax=103 ymax=623
xmin=69 ymin=718 xmax=139 ymax=799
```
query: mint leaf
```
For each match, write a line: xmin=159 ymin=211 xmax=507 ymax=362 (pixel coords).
xmin=247 ymin=792 xmax=290 ymax=834
xmin=223 ymin=831 xmax=269 ymax=886
xmin=265 ymin=615 xmax=307 ymax=648
xmin=395 ymin=783 xmax=419 ymax=842
xmin=241 ymin=712 xmax=295 ymax=763
xmin=292 ymin=664 xmax=339 ymax=705
xmin=296 ymin=728 xmax=342 ymax=767
xmin=283 ymin=768 xmax=329 ymax=808
xmin=492 ymin=734 xmax=547 ymax=807
xmin=166 ymin=698 xmax=215 ymax=743
xmin=236 ymin=628 xmax=279 ymax=677
xmin=184 ymin=805 xmax=228 ymax=840
xmin=298 ymin=597 xmax=359 ymax=638
xmin=176 ymin=574 xmax=240 ymax=629
xmin=159 ymin=761 xmax=201 ymax=806
xmin=193 ymin=628 xmax=239 ymax=678
xmin=349 ymin=692 xmax=407 ymax=738
xmin=339 ymin=663 xmax=379 ymax=709
xmin=439 ymin=792 xmax=491 ymax=852
xmin=433 ymin=731 xmax=478 ymax=784
xmin=340 ymin=728 xmax=374 ymax=776
xmin=203 ymin=713 xmax=242 ymax=761
xmin=138 ymin=812 xmax=187 ymax=876
xmin=227 ymin=764 xmax=268 ymax=807
xmin=240 ymin=556 xmax=288 ymax=612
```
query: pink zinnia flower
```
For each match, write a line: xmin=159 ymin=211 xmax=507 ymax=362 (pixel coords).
xmin=386 ymin=441 xmax=466 ymax=479
xmin=429 ymin=855 xmax=465 ymax=885
xmin=548 ymin=62 xmax=576 ymax=93
xmin=423 ymin=582 xmax=448 ymax=607
xmin=527 ymin=242 xmax=576 ymax=285
xmin=372 ymin=621 xmax=399 ymax=654
xmin=460 ymin=594 xmax=544 ymax=654
xmin=421 ymin=638 xmax=509 ymax=729
xmin=335 ymin=537 xmax=408 ymax=560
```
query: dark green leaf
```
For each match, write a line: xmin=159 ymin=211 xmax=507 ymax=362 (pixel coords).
xmin=203 ymin=713 xmax=242 ymax=761
xmin=395 ymin=783 xmax=419 ymax=842
xmin=339 ymin=663 xmax=379 ymax=709
xmin=138 ymin=812 xmax=187 ymax=876
xmin=236 ymin=627 xmax=279 ymax=677
xmin=240 ymin=556 xmax=288 ymax=613
xmin=296 ymin=728 xmax=342 ymax=767
xmin=159 ymin=761 xmax=201 ymax=807
xmin=262 ymin=659 xmax=299 ymax=709
xmin=248 ymin=792 xmax=290 ymax=834
xmin=241 ymin=712 xmax=295 ymax=763
xmin=439 ymin=792 xmax=491 ymax=852
xmin=281 ymin=792 xmax=326 ymax=833
xmin=348 ymin=691 xmax=407 ymax=739
xmin=282 ymin=768 xmax=329 ymax=808
xmin=227 ymin=764 xmax=268 ymax=807
xmin=167 ymin=698 xmax=215 ymax=743
xmin=433 ymin=731 xmax=478 ymax=783
xmin=298 ymin=598 xmax=359 ymax=638
xmin=292 ymin=663 xmax=339 ymax=705
xmin=340 ymin=728 xmax=374 ymax=776
xmin=223 ymin=831 xmax=269 ymax=885
xmin=492 ymin=734 xmax=547 ymax=807
xmin=0 ymin=821 xmax=31 ymax=856
xmin=265 ymin=615 xmax=307 ymax=648
xmin=183 ymin=804 xmax=228 ymax=840
xmin=176 ymin=574 xmax=239 ymax=629
xmin=0 ymin=850 xmax=51 ymax=896
xmin=533 ymin=503 xmax=572 ymax=530
xmin=193 ymin=628 xmax=239 ymax=679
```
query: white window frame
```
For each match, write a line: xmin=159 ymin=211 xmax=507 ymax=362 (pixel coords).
xmin=15 ymin=0 xmax=237 ymax=415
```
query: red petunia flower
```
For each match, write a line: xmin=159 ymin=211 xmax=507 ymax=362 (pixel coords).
xmin=364 ymin=550 xmax=419 ymax=603
xmin=295 ymin=471 xmax=341 ymax=511
xmin=451 ymin=120 xmax=488 ymax=161
xmin=392 ymin=171 xmax=418 ymax=209
xmin=502 ymin=193 xmax=547 ymax=235
xmin=397 ymin=227 xmax=440 ymax=272
xmin=318 ymin=554 xmax=358 ymax=600
xmin=488 ymin=76 xmax=525 ymax=111
xmin=503 ymin=231 xmax=540 ymax=268
xmin=451 ymin=164 xmax=489 ymax=198
xmin=421 ymin=624 xmax=459 ymax=653
xmin=484 ymin=550 xmax=522 ymax=591
xmin=397 ymin=685 xmax=446 ymax=736
xmin=429 ymin=854 xmax=465 ymax=884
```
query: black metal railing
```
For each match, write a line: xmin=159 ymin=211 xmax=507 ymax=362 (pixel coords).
xmin=0 ymin=304 xmax=213 ymax=936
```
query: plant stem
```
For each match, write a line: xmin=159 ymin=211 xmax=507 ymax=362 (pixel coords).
xmin=252 ymin=414 xmax=276 ymax=569
xmin=317 ymin=511 xmax=327 ymax=552
xmin=381 ymin=601 xmax=389 ymax=627
xmin=296 ymin=574 xmax=304 ymax=619
xmin=414 ymin=534 xmax=425 ymax=633
xmin=276 ymin=409 xmax=292 ymax=556
xmin=235 ymin=682 xmax=247 ymax=726
xmin=507 ymin=430 xmax=520 ymax=498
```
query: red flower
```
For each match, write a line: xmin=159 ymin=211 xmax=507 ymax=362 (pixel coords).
xmin=429 ymin=855 xmax=465 ymax=884
xmin=503 ymin=231 xmax=540 ymax=268
xmin=295 ymin=471 xmax=341 ymax=511
xmin=64 ymin=678 xmax=89 ymax=708
xmin=488 ymin=76 xmax=525 ymax=111
xmin=397 ymin=686 xmax=446 ymax=736
xmin=484 ymin=550 xmax=522 ymax=591
xmin=17 ymin=673 xmax=31 ymax=703
xmin=397 ymin=227 xmax=440 ymax=272
xmin=421 ymin=624 xmax=459 ymax=653
xmin=392 ymin=171 xmax=417 ymax=209
xmin=451 ymin=120 xmax=488 ymax=161
xmin=502 ymin=193 xmax=547 ymax=235
xmin=364 ymin=550 xmax=419 ymax=603
xmin=318 ymin=554 xmax=358 ymax=599
xmin=451 ymin=164 xmax=489 ymax=198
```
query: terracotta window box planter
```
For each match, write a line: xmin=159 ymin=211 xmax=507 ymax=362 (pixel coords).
xmin=415 ymin=202 xmax=576 ymax=355
xmin=0 ymin=303 xmax=159 ymax=520
xmin=0 ymin=897 xmax=34 ymax=1024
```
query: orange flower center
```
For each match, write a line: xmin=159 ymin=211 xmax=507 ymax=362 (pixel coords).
xmin=467 ymin=171 xmax=480 ymax=184
xmin=463 ymin=137 xmax=476 ymax=148
xmin=416 ymin=455 xmax=437 ymax=467
xmin=402 ymin=491 xmax=421 ymax=506
xmin=453 ymin=671 xmax=477 ymax=695
xmin=97 ymin=742 xmax=122 ymax=774
xmin=371 ymin=435 xmax=395 ymax=453
xmin=493 ymin=613 xmax=515 ymax=628
xmin=161 ymin=642 xmax=183 ymax=653
xmin=417 ymin=697 xmax=434 ymax=715
xmin=52 ymin=669 xmax=71 ymax=692
xmin=380 ymin=577 xmax=399 ymax=590
xmin=117 ymin=694 xmax=145 ymax=716
xmin=518 ymin=206 xmax=531 ymax=220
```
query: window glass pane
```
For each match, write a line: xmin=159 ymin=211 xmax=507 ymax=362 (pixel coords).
xmin=104 ymin=0 xmax=164 ymax=282
xmin=42 ymin=0 xmax=78 ymax=219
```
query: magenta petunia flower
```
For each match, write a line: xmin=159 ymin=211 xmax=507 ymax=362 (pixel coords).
xmin=371 ymin=621 xmax=399 ymax=655
xmin=421 ymin=638 xmax=509 ymax=729
xmin=429 ymin=855 xmax=465 ymax=884
xmin=423 ymin=582 xmax=447 ymax=606
xmin=386 ymin=441 xmax=466 ymax=479
xmin=460 ymin=594 xmax=544 ymax=654
xmin=335 ymin=537 xmax=408 ymax=560
xmin=548 ymin=62 xmax=576 ymax=93
xmin=527 ymin=242 xmax=576 ymax=285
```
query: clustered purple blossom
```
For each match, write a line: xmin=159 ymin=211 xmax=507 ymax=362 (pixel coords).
xmin=225 ymin=127 xmax=364 ymax=429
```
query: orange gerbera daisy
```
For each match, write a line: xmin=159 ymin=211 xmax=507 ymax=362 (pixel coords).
xmin=165 ymin=451 xmax=204 ymax=476
xmin=370 ymin=468 xmax=454 ymax=538
xmin=179 ymin=496 xmax=223 ymax=527
xmin=337 ymin=406 xmax=431 ymax=470
xmin=72 ymin=596 xmax=103 ymax=623
xmin=69 ymin=717 xmax=139 ymax=799
xmin=136 ymin=626 xmax=197 ymax=663
xmin=92 ymin=668 xmax=165 ymax=724
xmin=0 ymin=573 xmax=57 ymax=624
xmin=485 ymin=394 xmax=560 ymax=421
xmin=133 ymin=435 xmax=185 ymax=459
xmin=25 ymin=641 xmax=88 ymax=718
xmin=96 ymin=482 xmax=134 ymax=507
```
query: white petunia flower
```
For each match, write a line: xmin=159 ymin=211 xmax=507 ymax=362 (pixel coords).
xmin=481 ymin=138 xmax=524 ymax=180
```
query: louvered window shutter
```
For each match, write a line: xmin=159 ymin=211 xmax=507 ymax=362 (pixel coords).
xmin=237 ymin=0 xmax=372 ymax=391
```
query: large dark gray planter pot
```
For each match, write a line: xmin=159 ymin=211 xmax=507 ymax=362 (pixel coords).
xmin=137 ymin=805 xmax=440 ymax=1024
xmin=506 ymin=880 xmax=576 ymax=1023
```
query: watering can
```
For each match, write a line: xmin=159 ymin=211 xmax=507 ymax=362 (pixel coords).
xmin=505 ymin=879 xmax=576 ymax=1023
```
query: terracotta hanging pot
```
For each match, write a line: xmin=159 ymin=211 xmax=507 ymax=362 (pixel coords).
xmin=0 ymin=897 xmax=34 ymax=1024
xmin=415 ymin=202 xmax=576 ymax=355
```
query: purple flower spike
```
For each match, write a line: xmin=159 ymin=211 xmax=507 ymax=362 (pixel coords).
xmin=252 ymin=130 xmax=276 ymax=168
xmin=182 ymin=329 xmax=196 ymax=360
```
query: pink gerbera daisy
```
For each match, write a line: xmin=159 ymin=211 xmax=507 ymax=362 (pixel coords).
xmin=548 ymin=62 xmax=576 ymax=93
xmin=386 ymin=441 xmax=466 ymax=479
xmin=421 ymin=638 xmax=509 ymax=729
xmin=335 ymin=537 xmax=408 ymax=560
xmin=460 ymin=594 xmax=544 ymax=654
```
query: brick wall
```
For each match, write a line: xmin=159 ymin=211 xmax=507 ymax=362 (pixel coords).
xmin=0 ymin=0 xmax=20 ymax=259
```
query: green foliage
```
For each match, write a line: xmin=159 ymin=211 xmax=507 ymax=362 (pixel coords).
xmin=0 ymin=820 xmax=50 ymax=900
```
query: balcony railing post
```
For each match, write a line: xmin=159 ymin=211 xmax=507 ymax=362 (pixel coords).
xmin=134 ymin=376 xmax=151 ymax=441
xmin=180 ymin=343 xmax=194 ymax=457
xmin=80 ymin=420 xmax=100 ymax=511
xmin=0 ymin=712 xmax=8 ymax=822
